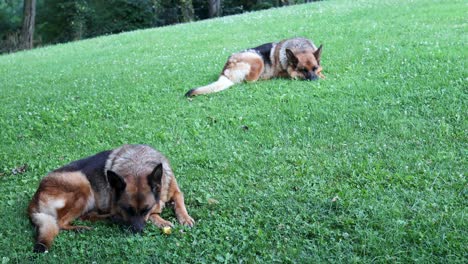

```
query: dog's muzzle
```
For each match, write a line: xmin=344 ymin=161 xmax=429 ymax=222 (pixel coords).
xmin=129 ymin=217 xmax=146 ymax=234
xmin=307 ymin=72 xmax=319 ymax=81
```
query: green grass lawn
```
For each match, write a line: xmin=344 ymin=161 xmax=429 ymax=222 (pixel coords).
xmin=0 ymin=0 xmax=466 ymax=262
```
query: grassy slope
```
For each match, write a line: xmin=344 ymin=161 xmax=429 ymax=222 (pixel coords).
xmin=0 ymin=0 xmax=466 ymax=262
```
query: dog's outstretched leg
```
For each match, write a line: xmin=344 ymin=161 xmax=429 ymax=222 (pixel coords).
xmin=185 ymin=51 xmax=264 ymax=97
xmin=30 ymin=213 xmax=60 ymax=253
xmin=185 ymin=75 xmax=235 ymax=97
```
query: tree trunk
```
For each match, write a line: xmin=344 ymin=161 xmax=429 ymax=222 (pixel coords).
xmin=20 ymin=0 xmax=36 ymax=50
xmin=208 ymin=0 xmax=221 ymax=17
xmin=179 ymin=0 xmax=195 ymax=22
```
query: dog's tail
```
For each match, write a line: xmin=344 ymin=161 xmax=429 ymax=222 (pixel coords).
xmin=29 ymin=211 xmax=60 ymax=253
xmin=185 ymin=75 xmax=235 ymax=97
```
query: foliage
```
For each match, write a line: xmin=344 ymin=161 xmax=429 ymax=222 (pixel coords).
xmin=0 ymin=0 xmax=466 ymax=262
xmin=86 ymin=0 xmax=156 ymax=36
xmin=0 ymin=0 xmax=23 ymax=52
xmin=36 ymin=0 xmax=85 ymax=43
xmin=36 ymin=0 xmax=156 ymax=44
xmin=155 ymin=0 xmax=185 ymax=26
xmin=0 ymin=0 xmax=321 ymax=53
xmin=0 ymin=0 xmax=22 ymax=32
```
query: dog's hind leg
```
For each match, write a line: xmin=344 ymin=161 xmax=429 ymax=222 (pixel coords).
xmin=30 ymin=212 xmax=60 ymax=253
xmin=28 ymin=172 xmax=94 ymax=252
xmin=30 ymin=195 xmax=92 ymax=252
xmin=185 ymin=75 xmax=235 ymax=97
xmin=56 ymin=188 xmax=94 ymax=231
xmin=80 ymin=211 xmax=113 ymax=222
xmin=185 ymin=51 xmax=264 ymax=97
xmin=58 ymin=209 xmax=92 ymax=232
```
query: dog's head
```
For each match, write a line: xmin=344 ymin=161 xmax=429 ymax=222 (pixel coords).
xmin=286 ymin=44 xmax=323 ymax=81
xmin=107 ymin=164 xmax=163 ymax=233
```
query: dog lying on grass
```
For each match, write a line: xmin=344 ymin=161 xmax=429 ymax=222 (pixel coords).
xmin=185 ymin=37 xmax=324 ymax=97
xmin=28 ymin=144 xmax=194 ymax=253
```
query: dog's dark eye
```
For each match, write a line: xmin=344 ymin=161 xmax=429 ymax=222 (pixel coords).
xmin=120 ymin=205 xmax=136 ymax=216
xmin=312 ymin=66 xmax=318 ymax=71
xmin=139 ymin=207 xmax=151 ymax=216
xmin=301 ymin=68 xmax=308 ymax=73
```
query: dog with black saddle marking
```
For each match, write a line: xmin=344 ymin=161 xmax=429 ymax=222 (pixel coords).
xmin=28 ymin=144 xmax=194 ymax=253
xmin=185 ymin=37 xmax=324 ymax=97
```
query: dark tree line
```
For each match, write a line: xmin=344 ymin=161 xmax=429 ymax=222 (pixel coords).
xmin=0 ymin=0 xmax=320 ymax=54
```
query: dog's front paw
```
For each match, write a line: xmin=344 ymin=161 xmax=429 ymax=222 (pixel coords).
xmin=178 ymin=214 xmax=195 ymax=227
xmin=149 ymin=214 xmax=174 ymax=228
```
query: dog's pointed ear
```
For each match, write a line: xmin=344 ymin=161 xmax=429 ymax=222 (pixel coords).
xmin=286 ymin=48 xmax=299 ymax=66
xmin=147 ymin=164 xmax=163 ymax=197
xmin=107 ymin=170 xmax=126 ymax=193
xmin=314 ymin=44 xmax=323 ymax=64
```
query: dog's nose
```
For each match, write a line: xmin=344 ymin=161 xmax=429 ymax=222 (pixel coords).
xmin=308 ymin=74 xmax=319 ymax=81
xmin=130 ymin=224 xmax=144 ymax=234
xmin=130 ymin=218 xmax=146 ymax=234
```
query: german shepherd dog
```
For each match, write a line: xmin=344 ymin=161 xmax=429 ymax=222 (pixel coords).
xmin=185 ymin=37 xmax=324 ymax=97
xmin=28 ymin=144 xmax=194 ymax=253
